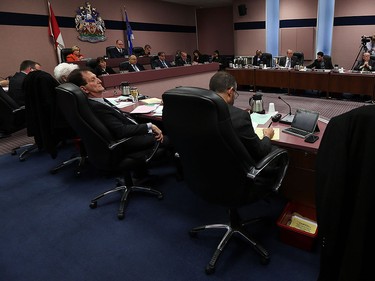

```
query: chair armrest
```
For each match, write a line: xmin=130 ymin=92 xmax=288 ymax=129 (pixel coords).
xmin=108 ymin=138 xmax=160 ymax=163
xmin=247 ymin=148 xmax=288 ymax=179
xmin=108 ymin=137 xmax=133 ymax=150
xmin=12 ymin=106 xmax=25 ymax=113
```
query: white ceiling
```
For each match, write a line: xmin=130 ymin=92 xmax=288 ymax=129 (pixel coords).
xmin=161 ymin=0 xmax=232 ymax=8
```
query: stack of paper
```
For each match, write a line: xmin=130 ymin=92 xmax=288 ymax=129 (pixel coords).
xmin=288 ymin=212 xmax=317 ymax=234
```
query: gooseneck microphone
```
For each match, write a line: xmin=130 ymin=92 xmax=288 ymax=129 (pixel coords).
xmin=278 ymin=96 xmax=295 ymax=124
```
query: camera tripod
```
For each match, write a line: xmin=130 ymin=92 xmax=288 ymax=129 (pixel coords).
xmin=351 ymin=43 xmax=368 ymax=70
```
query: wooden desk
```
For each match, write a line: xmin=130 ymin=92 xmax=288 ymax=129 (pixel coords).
xmin=255 ymin=69 xmax=290 ymax=92
xmin=71 ymin=55 xmax=175 ymax=69
xmin=328 ymin=72 xmax=375 ymax=96
xmin=260 ymin=120 xmax=327 ymax=207
xmin=99 ymin=63 xmax=220 ymax=98
xmin=229 ymin=68 xmax=375 ymax=99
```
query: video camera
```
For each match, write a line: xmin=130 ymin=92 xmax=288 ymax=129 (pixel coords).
xmin=361 ymin=35 xmax=371 ymax=44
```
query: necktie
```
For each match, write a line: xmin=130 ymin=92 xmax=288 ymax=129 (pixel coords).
xmin=286 ymin=58 xmax=290 ymax=68
xmin=103 ymin=98 xmax=138 ymax=124
xmin=133 ymin=64 xmax=139 ymax=72
xmin=162 ymin=61 xmax=168 ymax=68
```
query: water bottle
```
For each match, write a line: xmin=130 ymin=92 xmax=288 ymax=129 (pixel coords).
xmin=121 ymin=81 xmax=130 ymax=96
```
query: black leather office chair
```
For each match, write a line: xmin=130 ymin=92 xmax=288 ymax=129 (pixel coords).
xmin=22 ymin=70 xmax=85 ymax=173
xmin=323 ymin=55 xmax=334 ymax=69
xmin=55 ymin=83 xmax=163 ymax=220
xmin=293 ymin=52 xmax=304 ymax=65
xmin=85 ymin=58 xmax=98 ymax=71
xmin=60 ymin=48 xmax=73 ymax=63
xmin=119 ymin=61 xmax=130 ymax=71
xmin=132 ymin=46 xmax=145 ymax=57
xmin=0 ymin=86 xmax=26 ymax=138
xmin=106 ymin=46 xmax=116 ymax=58
xmin=162 ymin=87 xmax=289 ymax=274
xmin=262 ymin=52 xmax=273 ymax=67
xmin=150 ymin=55 xmax=159 ymax=69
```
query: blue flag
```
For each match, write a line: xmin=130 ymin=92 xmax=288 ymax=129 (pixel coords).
xmin=124 ymin=10 xmax=134 ymax=55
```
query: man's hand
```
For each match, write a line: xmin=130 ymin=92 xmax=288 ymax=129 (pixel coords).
xmin=263 ymin=128 xmax=274 ymax=139
xmin=151 ymin=124 xmax=164 ymax=143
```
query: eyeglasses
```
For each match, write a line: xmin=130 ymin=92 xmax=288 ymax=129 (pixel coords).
xmin=233 ymin=89 xmax=239 ymax=99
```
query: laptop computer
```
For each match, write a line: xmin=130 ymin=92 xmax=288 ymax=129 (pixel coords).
xmin=282 ymin=109 xmax=319 ymax=138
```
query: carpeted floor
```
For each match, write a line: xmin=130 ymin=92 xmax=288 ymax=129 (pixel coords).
xmin=0 ymin=146 xmax=320 ymax=281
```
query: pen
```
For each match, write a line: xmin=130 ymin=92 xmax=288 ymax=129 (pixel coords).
xmin=268 ymin=122 xmax=272 ymax=128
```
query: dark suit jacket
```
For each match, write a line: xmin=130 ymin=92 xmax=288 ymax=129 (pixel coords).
xmin=228 ymin=105 xmax=272 ymax=162
xmin=125 ymin=63 xmax=146 ymax=72
xmin=278 ymin=56 xmax=298 ymax=68
xmin=316 ymin=105 xmax=375 ymax=281
xmin=152 ymin=59 xmax=172 ymax=69
xmin=108 ymin=48 xmax=128 ymax=58
xmin=252 ymin=55 xmax=265 ymax=66
xmin=306 ymin=58 xmax=334 ymax=69
xmin=87 ymin=99 xmax=156 ymax=152
xmin=94 ymin=66 xmax=116 ymax=76
xmin=175 ymin=57 xmax=191 ymax=66
xmin=8 ymin=72 xmax=27 ymax=106
xmin=354 ymin=59 xmax=375 ymax=71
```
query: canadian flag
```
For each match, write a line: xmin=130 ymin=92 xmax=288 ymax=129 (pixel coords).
xmin=48 ymin=1 xmax=65 ymax=63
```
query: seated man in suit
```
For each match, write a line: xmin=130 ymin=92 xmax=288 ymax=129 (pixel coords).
xmin=278 ymin=49 xmax=297 ymax=68
xmin=67 ymin=68 xmax=164 ymax=155
xmin=354 ymin=52 xmax=375 ymax=71
xmin=175 ymin=51 xmax=191 ymax=66
xmin=306 ymin=51 xmax=334 ymax=69
xmin=124 ymin=55 xmax=146 ymax=72
xmin=209 ymin=71 xmax=274 ymax=161
xmin=8 ymin=60 xmax=41 ymax=106
xmin=152 ymin=52 xmax=172 ymax=69
xmin=252 ymin=50 xmax=264 ymax=66
xmin=94 ymin=57 xmax=116 ymax=76
xmin=108 ymin=40 xmax=128 ymax=58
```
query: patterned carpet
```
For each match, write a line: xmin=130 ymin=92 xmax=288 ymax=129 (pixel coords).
xmin=0 ymin=93 xmax=369 ymax=156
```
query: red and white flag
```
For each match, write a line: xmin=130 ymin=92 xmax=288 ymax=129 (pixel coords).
xmin=48 ymin=1 xmax=65 ymax=63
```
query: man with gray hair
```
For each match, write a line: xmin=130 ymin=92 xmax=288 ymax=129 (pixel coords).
xmin=54 ymin=62 xmax=79 ymax=84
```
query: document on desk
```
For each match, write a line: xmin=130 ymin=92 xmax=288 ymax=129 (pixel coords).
xmin=153 ymin=105 xmax=163 ymax=116
xmin=142 ymin=97 xmax=162 ymax=104
xmin=250 ymin=112 xmax=274 ymax=125
xmin=130 ymin=104 xmax=159 ymax=114
xmin=255 ymin=128 xmax=280 ymax=140
xmin=105 ymin=97 xmax=134 ymax=108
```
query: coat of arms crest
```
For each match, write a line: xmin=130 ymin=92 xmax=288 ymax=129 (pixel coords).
xmin=75 ymin=2 xmax=106 ymax=42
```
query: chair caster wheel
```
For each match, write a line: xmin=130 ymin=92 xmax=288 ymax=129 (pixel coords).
xmin=89 ymin=202 xmax=97 ymax=209
xmin=11 ymin=151 xmax=17 ymax=155
xmin=260 ymin=256 xmax=270 ymax=265
xmin=189 ymin=230 xmax=198 ymax=238
xmin=117 ymin=213 xmax=125 ymax=220
xmin=157 ymin=194 xmax=163 ymax=200
xmin=205 ymin=264 xmax=215 ymax=274
xmin=50 ymin=169 xmax=58 ymax=175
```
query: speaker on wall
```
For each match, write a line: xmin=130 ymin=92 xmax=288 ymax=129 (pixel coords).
xmin=238 ymin=4 xmax=247 ymax=16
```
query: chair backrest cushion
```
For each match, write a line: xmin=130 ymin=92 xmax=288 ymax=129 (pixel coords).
xmin=61 ymin=48 xmax=73 ymax=63
xmin=163 ymin=87 xmax=257 ymax=206
xmin=0 ymin=86 xmax=25 ymax=133
xmin=55 ymin=83 xmax=125 ymax=170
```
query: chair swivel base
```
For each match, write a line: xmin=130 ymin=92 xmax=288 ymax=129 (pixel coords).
xmin=11 ymin=143 xmax=38 ymax=161
xmin=50 ymin=155 xmax=87 ymax=176
xmin=89 ymin=184 xmax=163 ymax=220
xmin=189 ymin=209 xmax=270 ymax=274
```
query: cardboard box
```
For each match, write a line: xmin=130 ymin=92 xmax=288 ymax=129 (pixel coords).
xmin=277 ymin=202 xmax=318 ymax=251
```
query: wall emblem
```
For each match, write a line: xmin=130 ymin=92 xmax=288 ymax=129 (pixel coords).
xmin=75 ymin=2 xmax=106 ymax=42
